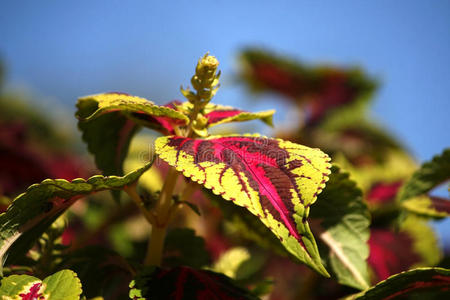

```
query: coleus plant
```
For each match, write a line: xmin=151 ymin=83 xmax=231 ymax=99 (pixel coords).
xmin=0 ymin=53 xmax=448 ymax=300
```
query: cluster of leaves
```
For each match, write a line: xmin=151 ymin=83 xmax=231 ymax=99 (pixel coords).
xmin=0 ymin=50 xmax=449 ymax=300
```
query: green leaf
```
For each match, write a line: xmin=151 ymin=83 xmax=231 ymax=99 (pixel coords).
xmin=129 ymin=266 xmax=259 ymax=300
xmin=155 ymin=135 xmax=332 ymax=276
xmin=163 ymin=228 xmax=210 ymax=269
xmin=76 ymin=93 xmax=187 ymax=182
xmin=346 ymin=267 xmax=450 ymax=300
xmin=0 ymin=162 xmax=151 ymax=269
xmin=0 ymin=269 xmax=82 ymax=300
xmin=398 ymin=148 xmax=450 ymax=202
xmin=310 ymin=165 xmax=371 ymax=290
xmin=77 ymin=109 xmax=141 ymax=178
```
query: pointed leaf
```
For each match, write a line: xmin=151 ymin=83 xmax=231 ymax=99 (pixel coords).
xmin=0 ymin=162 xmax=151 ymax=267
xmin=402 ymin=195 xmax=450 ymax=218
xmin=129 ymin=266 xmax=259 ymax=300
xmin=0 ymin=269 xmax=82 ymax=300
xmin=155 ymin=134 xmax=331 ymax=276
xmin=310 ymin=165 xmax=371 ymax=290
xmin=346 ymin=267 xmax=450 ymax=300
xmin=239 ymin=48 xmax=376 ymax=125
xmin=398 ymin=148 xmax=450 ymax=202
xmin=199 ymin=103 xmax=274 ymax=127
xmin=76 ymin=93 xmax=187 ymax=178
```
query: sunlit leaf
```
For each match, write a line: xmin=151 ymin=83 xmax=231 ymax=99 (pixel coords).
xmin=0 ymin=269 xmax=82 ymax=300
xmin=77 ymin=93 xmax=187 ymax=125
xmin=76 ymin=93 xmax=187 ymax=179
xmin=181 ymin=102 xmax=274 ymax=128
xmin=310 ymin=166 xmax=371 ymax=290
xmin=129 ymin=266 xmax=259 ymax=300
xmin=0 ymin=162 xmax=151 ymax=269
xmin=155 ymin=134 xmax=331 ymax=276
xmin=345 ymin=267 xmax=450 ymax=300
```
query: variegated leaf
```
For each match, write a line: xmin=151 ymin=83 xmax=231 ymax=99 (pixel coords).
xmin=402 ymin=195 xmax=450 ymax=218
xmin=0 ymin=269 xmax=82 ymax=300
xmin=346 ymin=267 xmax=450 ymax=300
xmin=239 ymin=48 xmax=376 ymax=125
xmin=0 ymin=162 xmax=151 ymax=269
xmin=77 ymin=93 xmax=187 ymax=124
xmin=181 ymin=102 xmax=274 ymax=128
xmin=155 ymin=135 xmax=331 ymax=276
xmin=76 ymin=93 xmax=187 ymax=179
xmin=129 ymin=266 xmax=258 ymax=300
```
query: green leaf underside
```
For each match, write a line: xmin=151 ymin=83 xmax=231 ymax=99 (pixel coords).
xmin=77 ymin=109 xmax=140 ymax=177
xmin=129 ymin=266 xmax=259 ymax=300
xmin=310 ymin=165 xmax=371 ymax=290
xmin=0 ymin=269 xmax=82 ymax=300
xmin=155 ymin=134 xmax=331 ymax=276
xmin=398 ymin=148 xmax=450 ymax=202
xmin=0 ymin=162 xmax=151 ymax=269
xmin=346 ymin=267 xmax=450 ymax=300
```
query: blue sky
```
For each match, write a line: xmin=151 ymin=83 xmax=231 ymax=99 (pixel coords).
xmin=1 ymin=1 xmax=448 ymax=162
xmin=1 ymin=1 xmax=449 ymax=238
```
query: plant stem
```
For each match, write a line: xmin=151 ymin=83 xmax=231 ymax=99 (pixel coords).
xmin=124 ymin=184 xmax=156 ymax=225
xmin=144 ymin=225 xmax=166 ymax=266
xmin=145 ymin=167 xmax=179 ymax=266
xmin=156 ymin=167 xmax=179 ymax=222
